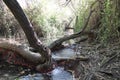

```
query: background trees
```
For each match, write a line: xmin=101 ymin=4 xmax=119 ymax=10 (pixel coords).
xmin=1 ymin=0 xmax=119 ymax=45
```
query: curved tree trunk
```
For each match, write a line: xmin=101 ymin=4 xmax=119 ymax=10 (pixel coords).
xmin=3 ymin=0 xmax=51 ymax=66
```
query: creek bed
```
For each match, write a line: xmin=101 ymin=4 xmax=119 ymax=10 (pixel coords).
xmin=19 ymin=67 xmax=74 ymax=80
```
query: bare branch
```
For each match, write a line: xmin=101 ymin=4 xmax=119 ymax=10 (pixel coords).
xmin=62 ymin=0 xmax=71 ymax=6
xmin=49 ymin=0 xmax=98 ymax=50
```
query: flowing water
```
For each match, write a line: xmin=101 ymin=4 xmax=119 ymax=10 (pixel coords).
xmin=19 ymin=67 xmax=74 ymax=80
xmin=18 ymin=46 xmax=78 ymax=80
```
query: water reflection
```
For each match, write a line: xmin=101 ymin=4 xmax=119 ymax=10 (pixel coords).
xmin=19 ymin=67 xmax=73 ymax=80
xmin=51 ymin=67 xmax=73 ymax=80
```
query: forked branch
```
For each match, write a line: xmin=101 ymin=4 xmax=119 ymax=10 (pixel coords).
xmin=49 ymin=1 xmax=98 ymax=50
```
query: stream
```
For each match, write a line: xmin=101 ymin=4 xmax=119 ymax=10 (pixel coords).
xmin=18 ymin=45 xmax=78 ymax=80
xmin=0 ymin=44 xmax=78 ymax=80
xmin=18 ymin=47 xmax=76 ymax=80
xmin=19 ymin=67 xmax=74 ymax=80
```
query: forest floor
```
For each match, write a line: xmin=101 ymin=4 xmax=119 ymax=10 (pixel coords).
xmin=73 ymin=39 xmax=120 ymax=80
xmin=0 ymin=39 xmax=120 ymax=80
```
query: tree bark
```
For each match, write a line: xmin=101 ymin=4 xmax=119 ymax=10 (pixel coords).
xmin=0 ymin=39 xmax=42 ymax=63
xmin=3 ymin=0 xmax=51 ymax=64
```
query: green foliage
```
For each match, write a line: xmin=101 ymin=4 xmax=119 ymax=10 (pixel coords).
xmin=74 ymin=0 xmax=119 ymax=44
xmin=24 ymin=2 xmax=64 ymax=45
xmin=74 ymin=0 xmax=95 ymax=33
xmin=0 ymin=2 xmax=21 ymax=38
xmin=74 ymin=12 xmax=85 ymax=33
xmin=98 ymin=0 xmax=120 ymax=44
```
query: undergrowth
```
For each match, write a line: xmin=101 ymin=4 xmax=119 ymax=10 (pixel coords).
xmin=98 ymin=0 xmax=120 ymax=44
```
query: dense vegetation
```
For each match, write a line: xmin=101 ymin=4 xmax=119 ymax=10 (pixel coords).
xmin=0 ymin=0 xmax=120 ymax=44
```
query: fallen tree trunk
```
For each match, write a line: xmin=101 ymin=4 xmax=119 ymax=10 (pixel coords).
xmin=0 ymin=39 xmax=42 ymax=63
xmin=49 ymin=31 xmax=94 ymax=51
xmin=0 ymin=39 xmax=89 ymax=61
xmin=49 ymin=1 xmax=98 ymax=50
xmin=0 ymin=39 xmax=89 ymax=72
xmin=49 ymin=10 xmax=95 ymax=50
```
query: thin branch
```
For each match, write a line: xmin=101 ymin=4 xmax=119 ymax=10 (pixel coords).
xmin=100 ymin=53 xmax=118 ymax=68
xmin=62 ymin=0 xmax=71 ymax=7
xmin=79 ymin=9 xmax=95 ymax=33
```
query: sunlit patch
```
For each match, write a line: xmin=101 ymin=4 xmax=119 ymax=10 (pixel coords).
xmin=17 ymin=0 xmax=73 ymax=19
xmin=51 ymin=67 xmax=64 ymax=75
xmin=51 ymin=67 xmax=73 ymax=80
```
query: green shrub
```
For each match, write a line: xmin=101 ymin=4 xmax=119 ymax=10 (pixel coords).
xmin=98 ymin=0 xmax=119 ymax=44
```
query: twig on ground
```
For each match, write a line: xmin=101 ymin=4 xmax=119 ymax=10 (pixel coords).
xmin=100 ymin=53 xmax=118 ymax=68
